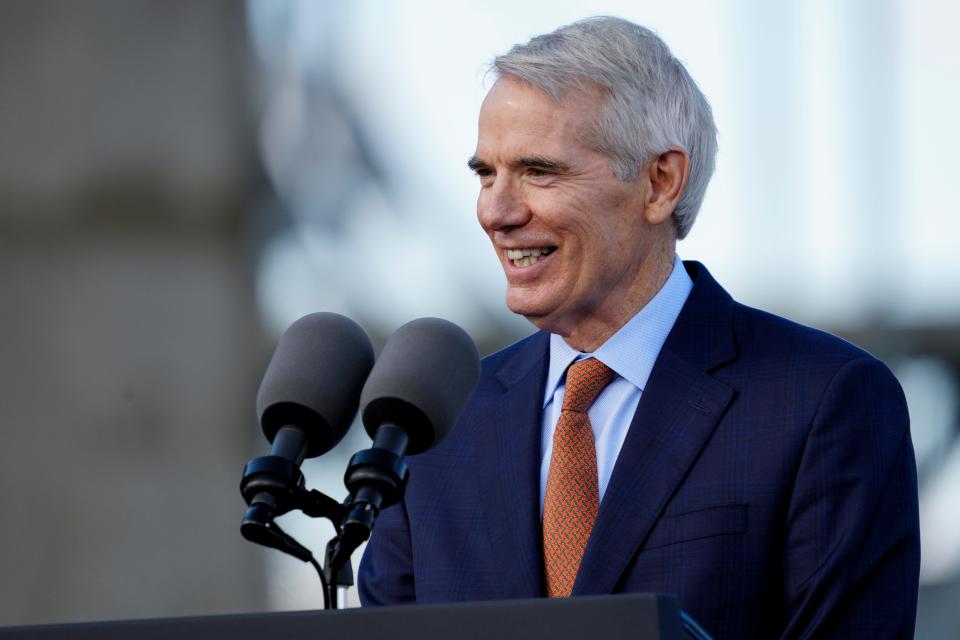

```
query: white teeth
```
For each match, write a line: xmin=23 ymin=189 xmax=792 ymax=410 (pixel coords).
xmin=505 ymin=247 xmax=551 ymax=261
xmin=512 ymin=255 xmax=539 ymax=268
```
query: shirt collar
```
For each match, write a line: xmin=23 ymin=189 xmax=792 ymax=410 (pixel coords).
xmin=543 ymin=255 xmax=693 ymax=407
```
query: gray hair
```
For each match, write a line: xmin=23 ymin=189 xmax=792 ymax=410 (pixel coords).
xmin=493 ymin=16 xmax=717 ymax=239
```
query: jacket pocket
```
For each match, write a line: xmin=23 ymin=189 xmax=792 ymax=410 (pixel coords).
xmin=641 ymin=503 xmax=748 ymax=551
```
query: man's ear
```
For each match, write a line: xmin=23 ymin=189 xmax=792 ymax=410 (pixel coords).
xmin=643 ymin=149 xmax=690 ymax=226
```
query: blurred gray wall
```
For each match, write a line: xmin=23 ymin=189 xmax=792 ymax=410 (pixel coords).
xmin=0 ymin=0 xmax=269 ymax=625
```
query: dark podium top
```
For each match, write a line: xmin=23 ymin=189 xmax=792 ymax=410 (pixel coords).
xmin=1 ymin=593 xmax=688 ymax=640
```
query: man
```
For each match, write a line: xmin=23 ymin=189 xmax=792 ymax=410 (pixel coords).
xmin=359 ymin=17 xmax=920 ymax=639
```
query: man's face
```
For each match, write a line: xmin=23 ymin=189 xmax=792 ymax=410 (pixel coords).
xmin=471 ymin=77 xmax=656 ymax=339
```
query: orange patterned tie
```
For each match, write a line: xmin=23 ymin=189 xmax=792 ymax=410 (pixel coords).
xmin=543 ymin=357 xmax=616 ymax=597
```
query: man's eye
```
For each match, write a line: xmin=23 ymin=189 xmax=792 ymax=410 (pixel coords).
xmin=475 ymin=170 xmax=495 ymax=186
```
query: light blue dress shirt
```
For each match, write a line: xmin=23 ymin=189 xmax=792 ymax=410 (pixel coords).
xmin=539 ymin=256 xmax=693 ymax=512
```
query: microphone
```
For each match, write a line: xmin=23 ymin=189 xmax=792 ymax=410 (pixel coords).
xmin=332 ymin=317 xmax=481 ymax=565
xmin=240 ymin=312 xmax=375 ymax=550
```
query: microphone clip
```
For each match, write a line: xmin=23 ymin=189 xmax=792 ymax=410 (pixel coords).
xmin=240 ymin=454 xmax=354 ymax=541
xmin=239 ymin=455 xmax=304 ymax=519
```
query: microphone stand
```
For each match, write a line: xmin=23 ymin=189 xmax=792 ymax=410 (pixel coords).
xmin=239 ymin=429 xmax=408 ymax=610
xmin=240 ymin=457 xmax=354 ymax=609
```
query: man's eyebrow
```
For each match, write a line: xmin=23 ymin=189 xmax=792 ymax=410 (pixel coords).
xmin=517 ymin=156 xmax=571 ymax=173
xmin=467 ymin=155 xmax=487 ymax=171
xmin=466 ymin=155 xmax=572 ymax=173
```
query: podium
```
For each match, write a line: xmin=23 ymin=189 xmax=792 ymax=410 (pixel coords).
xmin=0 ymin=593 xmax=691 ymax=639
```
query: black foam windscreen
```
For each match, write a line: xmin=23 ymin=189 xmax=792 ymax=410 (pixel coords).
xmin=360 ymin=317 xmax=480 ymax=455
xmin=256 ymin=313 xmax=375 ymax=459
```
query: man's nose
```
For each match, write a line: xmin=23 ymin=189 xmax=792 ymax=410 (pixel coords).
xmin=477 ymin=178 xmax=531 ymax=231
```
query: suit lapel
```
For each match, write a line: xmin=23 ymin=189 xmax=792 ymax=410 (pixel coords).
xmin=573 ymin=261 xmax=738 ymax=595
xmin=476 ymin=332 xmax=549 ymax=598
xmin=573 ymin=351 xmax=733 ymax=594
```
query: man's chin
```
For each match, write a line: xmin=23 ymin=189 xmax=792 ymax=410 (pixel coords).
xmin=505 ymin=295 xmax=559 ymax=332
xmin=505 ymin=293 xmax=545 ymax=319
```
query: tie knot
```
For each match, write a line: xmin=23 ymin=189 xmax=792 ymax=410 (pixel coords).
xmin=561 ymin=358 xmax=615 ymax=413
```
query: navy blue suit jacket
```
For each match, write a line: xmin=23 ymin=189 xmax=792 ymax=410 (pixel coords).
xmin=359 ymin=262 xmax=920 ymax=639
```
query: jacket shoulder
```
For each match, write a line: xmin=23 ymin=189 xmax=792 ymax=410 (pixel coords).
xmin=732 ymin=301 xmax=875 ymax=366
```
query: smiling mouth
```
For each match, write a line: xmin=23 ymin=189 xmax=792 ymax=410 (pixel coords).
xmin=505 ymin=246 xmax=557 ymax=268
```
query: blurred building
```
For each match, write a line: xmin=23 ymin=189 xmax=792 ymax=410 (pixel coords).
xmin=0 ymin=0 xmax=268 ymax=625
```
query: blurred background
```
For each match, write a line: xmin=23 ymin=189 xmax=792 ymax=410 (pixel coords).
xmin=0 ymin=0 xmax=957 ymax=637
